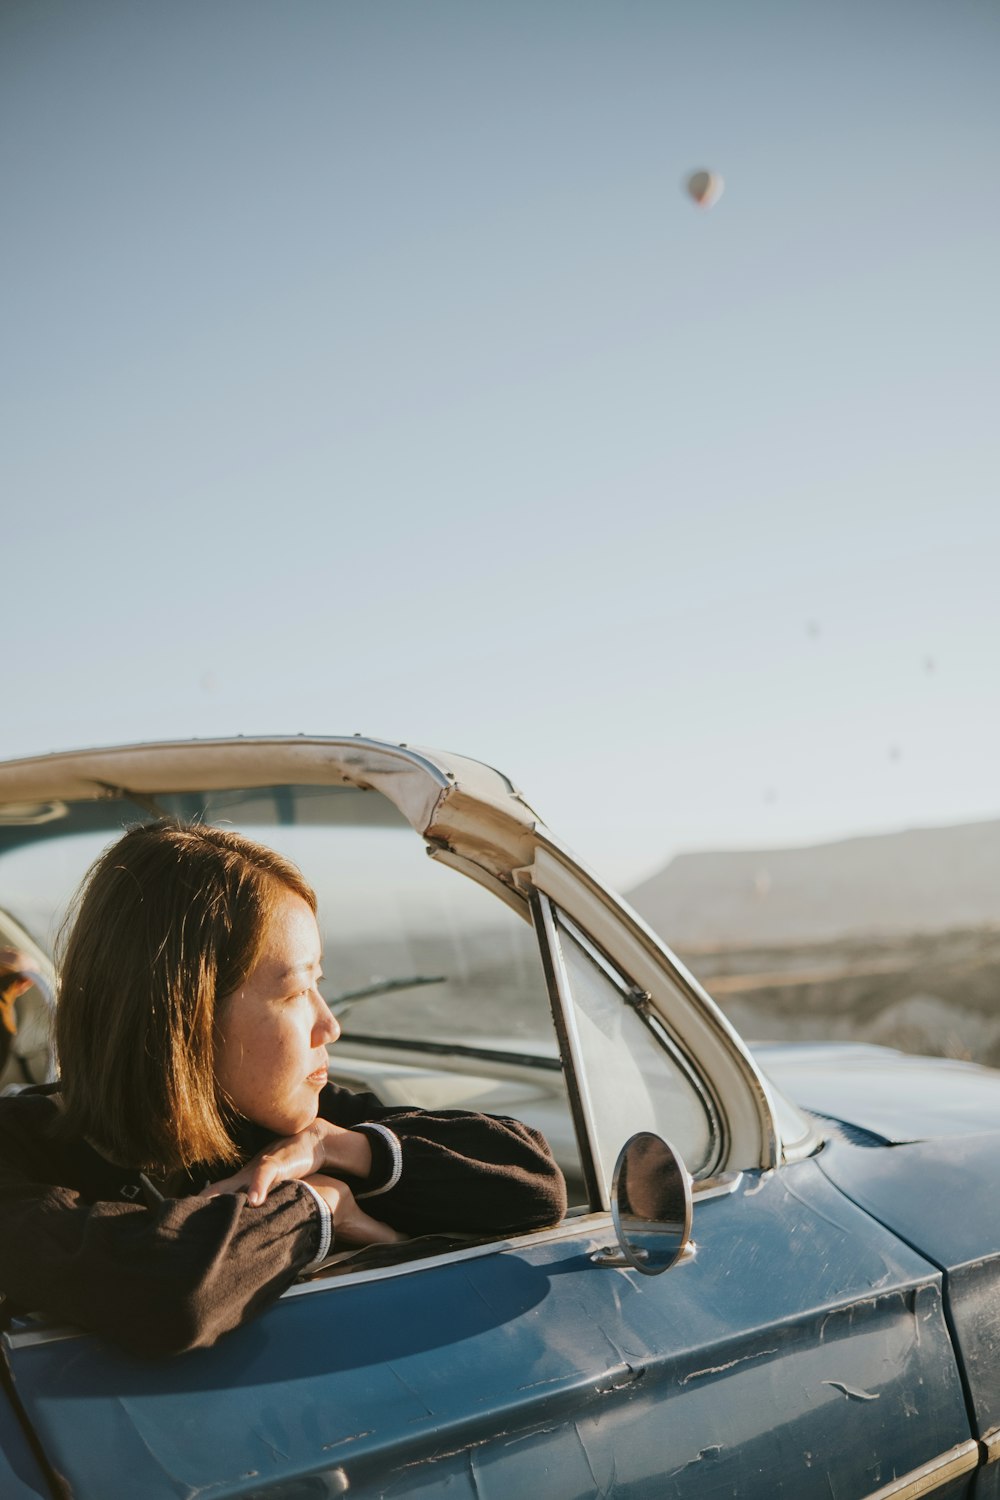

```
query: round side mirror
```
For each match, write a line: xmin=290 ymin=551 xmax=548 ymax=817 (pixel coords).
xmin=603 ymin=1131 xmax=693 ymax=1275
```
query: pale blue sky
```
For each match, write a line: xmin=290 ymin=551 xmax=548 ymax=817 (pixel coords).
xmin=3 ymin=0 xmax=998 ymax=885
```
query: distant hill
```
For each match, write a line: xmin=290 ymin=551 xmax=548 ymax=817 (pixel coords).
xmin=626 ymin=818 xmax=1000 ymax=947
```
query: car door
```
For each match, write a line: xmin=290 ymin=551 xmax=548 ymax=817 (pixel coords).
xmin=2 ymin=1145 xmax=975 ymax=1500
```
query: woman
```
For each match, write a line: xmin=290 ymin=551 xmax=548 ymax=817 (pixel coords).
xmin=0 ymin=823 xmax=566 ymax=1357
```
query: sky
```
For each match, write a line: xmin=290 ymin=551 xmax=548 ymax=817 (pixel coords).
xmin=3 ymin=0 xmax=998 ymax=888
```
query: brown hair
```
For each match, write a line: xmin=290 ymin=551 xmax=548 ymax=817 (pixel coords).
xmin=55 ymin=821 xmax=316 ymax=1174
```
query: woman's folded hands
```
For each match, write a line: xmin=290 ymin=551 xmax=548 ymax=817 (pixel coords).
xmin=199 ymin=1119 xmax=404 ymax=1246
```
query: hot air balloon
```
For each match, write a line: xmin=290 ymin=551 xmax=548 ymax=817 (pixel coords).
xmin=686 ymin=169 xmax=724 ymax=209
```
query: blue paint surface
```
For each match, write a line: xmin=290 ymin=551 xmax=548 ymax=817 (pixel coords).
xmin=3 ymin=1158 xmax=973 ymax=1498
xmin=821 ymin=1131 xmax=1000 ymax=1441
xmin=0 ymin=1392 xmax=51 ymax=1500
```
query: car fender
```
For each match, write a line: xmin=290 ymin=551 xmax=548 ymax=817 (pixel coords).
xmin=819 ymin=1132 xmax=1000 ymax=1447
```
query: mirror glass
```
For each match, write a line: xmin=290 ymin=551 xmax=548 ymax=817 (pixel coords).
xmin=611 ymin=1131 xmax=692 ymax=1275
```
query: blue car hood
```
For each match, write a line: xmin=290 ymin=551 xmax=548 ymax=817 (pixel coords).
xmin=753 ymin=1040 xmax=1000 ymax=1143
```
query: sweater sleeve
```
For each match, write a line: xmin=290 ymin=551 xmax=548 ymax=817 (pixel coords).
xmin=318 ymin=1084 xmax=568 ymax=1237
xmin=0 ymin=1151 xmax=323 ymax=1358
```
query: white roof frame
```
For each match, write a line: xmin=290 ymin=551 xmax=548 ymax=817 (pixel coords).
xmin=0 ymin=735 xmax=783 ymax=1169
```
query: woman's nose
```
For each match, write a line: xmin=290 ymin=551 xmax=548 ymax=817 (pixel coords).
xmin=314 ymin=994 xmax=340 ymax=1044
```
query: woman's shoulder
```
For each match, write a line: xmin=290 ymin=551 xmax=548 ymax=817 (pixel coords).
xmin=0 ymin=1085 xmax=64 ymax=1170
xmin=0 ymin=1087 xmax=142 ymax=1202
xmin=0 ymin=1084 xmax=61 ymax=1128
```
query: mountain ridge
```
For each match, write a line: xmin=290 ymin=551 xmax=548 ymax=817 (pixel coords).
xmin=626 ymin=816 xmax=1000 ymax=947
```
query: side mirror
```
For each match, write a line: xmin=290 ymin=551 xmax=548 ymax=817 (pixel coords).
xmin=592 ymin=1131 xmax=693 ymax=1275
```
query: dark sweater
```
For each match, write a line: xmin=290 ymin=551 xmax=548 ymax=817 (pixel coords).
xmin=0 ymin=1084 xmax=566 ymax=1357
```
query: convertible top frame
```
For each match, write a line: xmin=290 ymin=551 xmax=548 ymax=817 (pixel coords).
xmin=0 ymin=735 xmax=785 ymax=1170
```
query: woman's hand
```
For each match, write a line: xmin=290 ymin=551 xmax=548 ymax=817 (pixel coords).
xmin=303 ymin=1174 xmax=405 ymax=1246
xmin=200 ymin=1119 xmax=374 ymax=1206
xmin=201 ymin=1155 xmax=404 ymax=1248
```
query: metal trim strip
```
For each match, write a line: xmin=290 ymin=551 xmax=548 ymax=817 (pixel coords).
xmin=862 ymin=1440 xmax=980 ymax=1500
xmin=555 ymin=910 xmax=726 ymax=1176
xmin=3 ymin=1162 xmax=748 ymax=1353
xmin=530 ymin=836 xmax=785 ymax=1168
xmin=3 ymin=1165 xmax=747 ymax=1352
xmin=981 ymin=1427 xmax=1000 ymax=1464
xmin=533 ymin=890 xmax=608 ymax=1209
xmin=1 ymin=1215 xmax=612 ymax=1351
xmin=2 ymin=1324 xmax=82 ymax=1351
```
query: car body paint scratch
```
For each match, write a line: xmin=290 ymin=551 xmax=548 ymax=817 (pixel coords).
xmin=115 ymin=1398 xmax=209 ymax=1499
xmin=822 ymin=1380 xmax=880 ymax=1401
xmin=666 ymin=1443 xmax=724 ymax=1478
xmin=385 ymin=1361 xmax=435 ymax=1417
xmin=782 ymin=1178 xmax=862 ymax=1237
xmin=680 ymin=1350 xmax=778 ymax=1384
xmin=321 ymin=1430 xmax=374 ymax=1451
xmin=516 ymin=1373 xmax=571 ymax=1393
xmin=249 ymin=1428 xmax=291 ymax=1464
xmin=461 ymin=1268 xmax=505 ymax=1319
xmin=402 ymin=1434 xmax=495 ymax=1469
xmin=573 ymin=1420 xmax=612 ymax=1499
xmin=595 ymin=1362 xmax=642 ymax=1394
xmin=594 ymin=1317 xmax=637 ymax=1368
xmin=501 ymin=1426 xmax=559 ymax=1449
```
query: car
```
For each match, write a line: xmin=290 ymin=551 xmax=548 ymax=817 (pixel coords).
xmin=0 ymin=733 xmax=997 ymax=1499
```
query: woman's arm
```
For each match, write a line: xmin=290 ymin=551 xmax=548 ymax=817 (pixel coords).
xmin=0 ymin=1112 xmax=326 ymax=1358
xmin=323 ymin=1089 xmax=569 ymax=1237
xmin=208 ymin=1084 xmax=568 ymax=1239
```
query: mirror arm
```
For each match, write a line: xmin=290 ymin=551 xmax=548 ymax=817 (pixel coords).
xmin=591 ymin=1241 xmax=697 ymax=1269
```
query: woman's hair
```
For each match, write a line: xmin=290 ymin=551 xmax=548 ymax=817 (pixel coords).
xmin=55 ymin=821 xmax=316 ymax=1175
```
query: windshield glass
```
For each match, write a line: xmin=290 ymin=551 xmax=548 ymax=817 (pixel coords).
xmin=0 ymin=781 xmax=586 ymax=1199
xmin=0 ymin=784 xmax=558 ymax=1047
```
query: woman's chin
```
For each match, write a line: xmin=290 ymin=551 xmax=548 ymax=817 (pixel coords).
xmin=253 ymin=1095 xmax=320 ymax=1138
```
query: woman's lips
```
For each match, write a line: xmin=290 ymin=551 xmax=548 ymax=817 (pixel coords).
xmin=306 ymin=1066 xmax=328 ymax=1086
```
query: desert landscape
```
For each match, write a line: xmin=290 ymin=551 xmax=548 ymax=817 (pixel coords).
xmin=628 ymin=818 xmax=1000 ymax=1065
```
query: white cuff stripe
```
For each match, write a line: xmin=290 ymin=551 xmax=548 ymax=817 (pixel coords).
xmin=297 ymin=1181 xmax=333 ymax=1271
xmin=355 ymin=1124 xmax=403 ymax=1199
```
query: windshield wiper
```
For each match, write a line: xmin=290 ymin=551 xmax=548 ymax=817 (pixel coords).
xmin=326 ymin=974 xmax=447 ymax=1015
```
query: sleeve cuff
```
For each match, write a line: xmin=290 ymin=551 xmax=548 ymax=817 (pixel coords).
xmin=297 ymin=1180 xmax=333 ymax=1271
xmin=354 ymin=1123 xmax=403 ymax=1199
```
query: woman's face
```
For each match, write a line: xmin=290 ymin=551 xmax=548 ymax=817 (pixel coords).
xmin=215 ymin=889 xmax=340 ymax=1137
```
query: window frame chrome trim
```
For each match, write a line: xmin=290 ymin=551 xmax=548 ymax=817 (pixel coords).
xmin=556 ymin=909 xmax=727 ymax=1175
xmin=0 ymin=1181 xmax=757 ymax=1354
xmin=1 ymin=1214 xmax=616 ymax=1351
xmin=981 ymin=1426 xmax=1000 ymax=1464
xmin=532 ymin=890 xmax=607 ymax=1209
xmin=539 ymin=898 xmax=725 ymax=1187
xmin=530 ymin=834 xmax=783 ymax=1170
xmin=861 ymin=1439 xmax=980 ymax=1498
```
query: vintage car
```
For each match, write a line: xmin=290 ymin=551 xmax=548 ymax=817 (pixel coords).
xmin=0 ymin=735 xmax=998 ymax=1499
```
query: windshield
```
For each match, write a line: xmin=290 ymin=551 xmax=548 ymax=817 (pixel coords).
xmin=0 ymin=784 xmax=560 ymax=1046
xmin=0 ymin=780 xmax=587 ymax=1197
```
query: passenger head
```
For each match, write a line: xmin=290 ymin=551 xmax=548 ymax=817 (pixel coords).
xmin=56 ymin=821 xmax=317 ymax=1174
